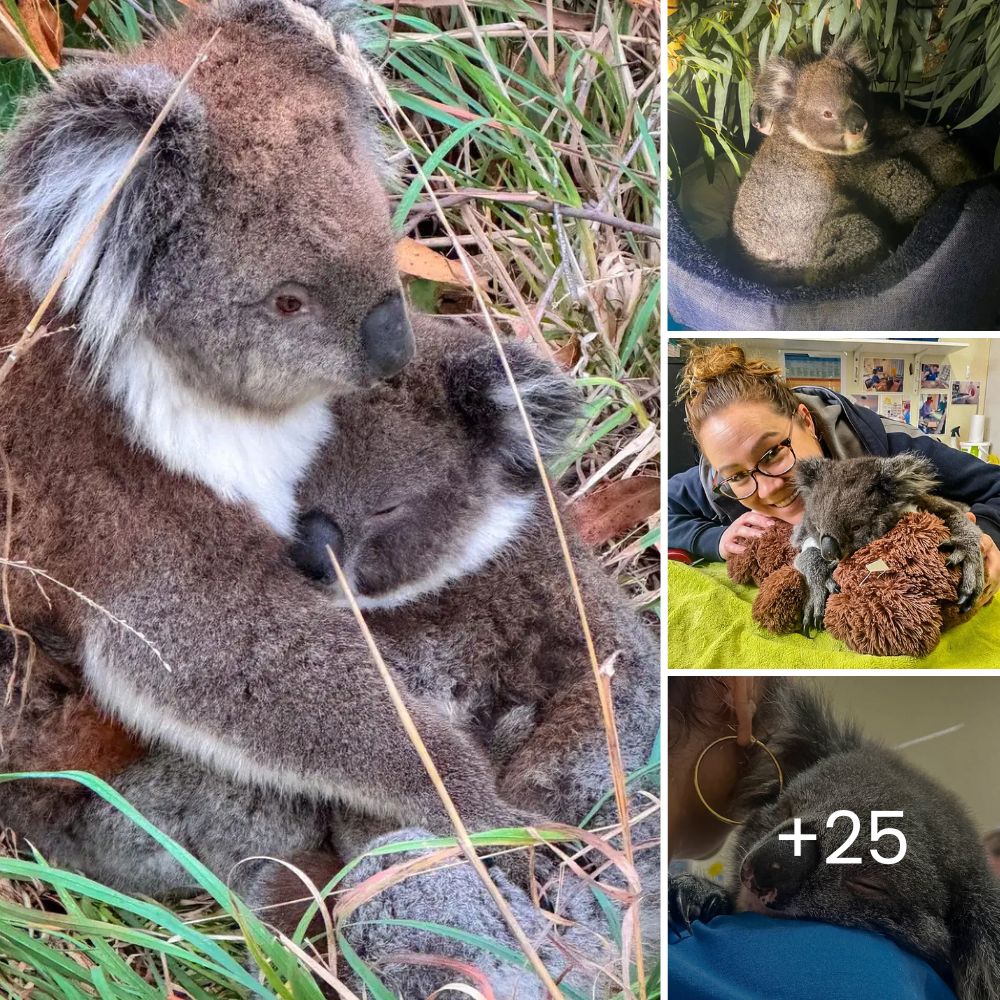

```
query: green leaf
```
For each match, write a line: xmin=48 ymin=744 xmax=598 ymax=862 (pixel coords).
xmin=774 ymin=2 xmax=794 ymax=54
xmin=956 ymin=76 xmax=1000 ymax=127
xmin=337 ymin=934 xmax=396 ymax=1000
xmin=733 ymin=0 xmax=765 ymax=35
xmin=882 ymin=0 xmax=898 ymax=48
xmin=811 ymin=4 xmax=828 ymax=55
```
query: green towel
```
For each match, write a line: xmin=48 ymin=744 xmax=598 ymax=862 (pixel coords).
xmin=668 ymin=560 xmax=1000 ymax=669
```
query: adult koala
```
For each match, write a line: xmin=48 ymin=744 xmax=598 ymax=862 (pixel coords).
xmin=0 ymin=0 xmax=533 ymax=870
xmin=731 ymin=38 xmax=981 ymax=286
xmin=0 ymin=321 xmax=657 ymax=998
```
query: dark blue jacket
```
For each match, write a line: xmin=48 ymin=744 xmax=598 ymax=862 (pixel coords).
xmin=668 ymin=386 xmax=1000 ymax=561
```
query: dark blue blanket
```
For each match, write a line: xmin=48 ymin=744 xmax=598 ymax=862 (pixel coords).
xmin=667 ymin=179 xmax=1000 ymax=330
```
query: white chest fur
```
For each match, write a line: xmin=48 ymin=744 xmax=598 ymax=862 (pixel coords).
xmin=108 ymin=340 xmax=332 ymax=536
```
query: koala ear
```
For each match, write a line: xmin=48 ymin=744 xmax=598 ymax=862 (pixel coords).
xmin=951 ymin=875 xmax=1000 ymax=1000
xmin=827 ymin=36 xmax=875 ymax=79
xmin=750 ymin=100 xmax=775 ymax=135
xmin=755 ymin=57 xmax=797 ymax=111
xmin=0 ymin=64 xmax=206 ymax=377
xmin=793 ymin=456 xmax=827 ymax=494
xmin=443 ymin=342 xmax=582 ymax=478
xmin=876 ymin=454 xmax=938 ymax=503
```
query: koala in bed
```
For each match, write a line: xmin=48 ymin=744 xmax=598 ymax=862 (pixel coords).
xmin=669 ymin=682 xmax=1000 ymax=999
xmin=791 ymin=453 xmax=985 ymax=632
xmin=732 ymin=38 xmax=981 ymax=286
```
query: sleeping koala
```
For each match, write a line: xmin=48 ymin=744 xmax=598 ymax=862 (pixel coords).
xmin=791 ymin=453 xmax=985 ymax=632
xmin=732 ymin=38 xmax=981 ymax=286
xmin=291 ymin=317 xmax=661 ymax=841
xmin=669 ymin=682 xmax=1000 ymax=1000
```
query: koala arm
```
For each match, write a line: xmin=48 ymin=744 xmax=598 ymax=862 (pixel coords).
xmin=920 ymin=494 xmax=985 ymax=612
xmin=793 ymin=541 xmax=837 ymax=633
xmin=878 ymin=107 xmax=982 ymax=189
xmin=76 ymin=548 xmax=520 ymax=838
xmin=852 ymin=157 xmax=937 ymax=227
xmin=668 ymin=871 xmax=732 ymax=928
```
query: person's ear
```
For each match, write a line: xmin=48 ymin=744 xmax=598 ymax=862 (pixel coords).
xmin=797 ymin=404 xmax=815 ymax=435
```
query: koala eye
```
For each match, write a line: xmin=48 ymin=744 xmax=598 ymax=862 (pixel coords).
xmin=275 ymin=294 xmax=304 ymax=316
xmin=370 ymin=502 xmax=401 ymax=519
xmin=846 ymin=876 xmax=891 ymax=900
xmin=822 ymin=109 xmax=835 ymax=119
xmin=267 ymin=283 xmax=312 ymax=318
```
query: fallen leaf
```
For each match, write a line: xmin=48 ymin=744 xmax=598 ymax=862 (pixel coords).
xmin=0 ymin=0 xmax=63 ymax=69
xmin=573 ymin=476 xmax=660 ymax=546
xmin=396 ymin=237 xmax=473 ymax=287
xmin=552 ymin=336 xmax=580 ymax=370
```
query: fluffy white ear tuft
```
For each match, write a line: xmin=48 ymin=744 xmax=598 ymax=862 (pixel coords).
xmin=0 ymin=64 xmax=207 ymax=380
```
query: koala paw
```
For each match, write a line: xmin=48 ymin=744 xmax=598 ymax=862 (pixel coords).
xmin=941 ymin=524 xmax=985 ymax=612
xmin=668 ymin=873 xmax=731 ymax=928
xmin=801 ymin=583 xmax=829 ymax=635
xmin=957 ymin=550 xmax=986 ymax=613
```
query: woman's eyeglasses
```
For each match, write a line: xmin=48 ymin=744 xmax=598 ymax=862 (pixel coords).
xmin=712 ymin=423 xmax=798 ymax=500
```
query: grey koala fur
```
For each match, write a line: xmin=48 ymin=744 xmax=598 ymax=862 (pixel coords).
xmin=790 ymin=453 xmax=984 ymax=632
xmin=291 ymin=318 xmax=661 ymax=842
xmin=0 ymin=0 xmax=555 ymax=896
xmin=732 ymin=38 xmax=981 ymax=286
xmin=0 ymin=320 xmax=659 ymax=996
xmin=668 ymin=682 xmax=1000 ymax=999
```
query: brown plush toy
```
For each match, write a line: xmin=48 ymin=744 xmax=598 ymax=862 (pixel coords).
xmin=727 ymin=512 xmax=972 ymax=657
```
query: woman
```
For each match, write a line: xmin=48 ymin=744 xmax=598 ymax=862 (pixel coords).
xmin=668 ymin=676 xmax=957 ymax=1000
xmin=667 ymin=344 xmax=1000 ymax=607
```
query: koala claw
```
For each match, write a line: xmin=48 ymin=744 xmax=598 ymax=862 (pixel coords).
xmin=801 ymin=589 xmax=828 ymax=635
xmin=826 ymin=578 xmax=841 ymax=595
xmin=957 ymin=557 xmax=985 ymax=614
xmin=668 ymin=873 xmax=731 ymax=928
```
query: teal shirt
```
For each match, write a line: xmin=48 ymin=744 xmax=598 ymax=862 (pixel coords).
xmin=669 ymin=913 xmax=956 ymax=1000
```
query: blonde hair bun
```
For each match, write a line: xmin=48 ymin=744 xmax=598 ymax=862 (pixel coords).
xmin=678 ymin=343 xmax=797 ymax=438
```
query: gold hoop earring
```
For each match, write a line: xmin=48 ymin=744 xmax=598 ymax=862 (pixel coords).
xmin=692 ymin=735 xmax=784 ymax=827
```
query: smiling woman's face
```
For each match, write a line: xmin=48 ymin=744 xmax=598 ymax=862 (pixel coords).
xmin=699 ymin=402 xmax=825 ymax=524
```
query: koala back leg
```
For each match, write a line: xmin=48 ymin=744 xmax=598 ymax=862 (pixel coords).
xmin=0 ymin=690 xmax=331 ymax=899
xmin=497 ymin=646 xmax=659 ymax=829
xmin=0 ymin=748 xmax=332 ymax=900
xmin=497 ymin=633 xmax=661 ymax=924
xmin=858 ymin=157 xmax=938 ymax=228
xmin=807 ymin=211 xmax=887 ymax=285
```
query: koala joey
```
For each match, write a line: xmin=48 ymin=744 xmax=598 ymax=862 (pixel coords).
xmin=290 ymin=317 xmax=662 ymax=843
xmin=732 ymin=38 xmax=981 ymax=286
xmin=791 ymin=454 xmax=985 ymax=633
xmin=668 ymin=682 xmax=1000 ymax=1000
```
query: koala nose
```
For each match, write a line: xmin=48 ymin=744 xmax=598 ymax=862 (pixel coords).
xmin=747 ymin=826 xmax=820 ymax=903
xmin=844 ymin=108 xmax=867 ymax=136
xmin=360 ymin=292 xmax=415 ymax=379
xmin=821 ymin=534 xmax=842 ymax=561
xmin=289 ymin=509 xmax=344 ymax=584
